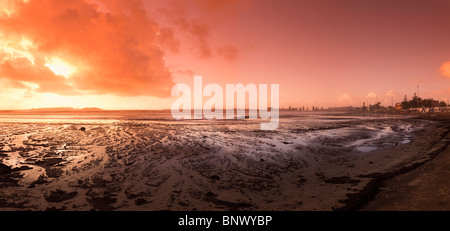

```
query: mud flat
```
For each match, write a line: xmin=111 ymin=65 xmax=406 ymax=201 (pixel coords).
xmin=0 ymin=116 xmax=445 ymax=211
xmin=360 ymin=114 xmax=450 ymax=211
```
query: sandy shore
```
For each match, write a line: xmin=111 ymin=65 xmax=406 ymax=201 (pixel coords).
xmin=362 ymin=116 xmax=450 ymax=211
xmin=0 ymin=116 xmax=447 ymax=211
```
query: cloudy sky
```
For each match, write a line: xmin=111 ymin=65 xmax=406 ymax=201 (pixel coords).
xmin=0 ymin=0 xmax=449 ymax=109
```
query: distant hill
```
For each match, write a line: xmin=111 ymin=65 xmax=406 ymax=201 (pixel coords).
xmin=79 ymin=107 xmax=104 ymax=111
xmin=28 ymin=107 xmax=104 ymax=112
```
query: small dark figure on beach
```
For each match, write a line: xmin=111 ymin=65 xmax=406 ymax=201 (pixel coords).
xmin=80 ymin=127 xmax=86 ymax=132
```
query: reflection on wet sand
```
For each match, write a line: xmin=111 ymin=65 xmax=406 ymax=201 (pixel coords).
xmin=0 ymin=114 xmax=447 ymax=211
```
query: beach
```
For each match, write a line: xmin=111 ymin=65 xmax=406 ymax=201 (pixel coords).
xmin=362 ymin=115 xmax=450 ymax=211
xmin=0 ymin=111 xmax=448 ymax=211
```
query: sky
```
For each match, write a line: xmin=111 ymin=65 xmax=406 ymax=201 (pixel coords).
xmin=0 ymin=0 xmax=450 ymax=110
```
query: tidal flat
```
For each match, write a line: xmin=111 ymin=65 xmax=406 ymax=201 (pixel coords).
xmin=0 ymin=112 xmax=448 ymax=211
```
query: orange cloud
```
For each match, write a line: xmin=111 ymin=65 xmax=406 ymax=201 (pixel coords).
xmin=189 ymin=20 xmax=213 ymax=59
xmin=191 ymin=0 xmax=241 ymax=11
xmin=156 ymin=27 xmax=180 ymax=54
xmin=440 ymin=61 xmax=450 ymax=78
xmin=158 ymin=0 xmax=243 ymax=61
xmin=0 ymin=0 xmax=174 ymax=97
xmin=218 ymin=46 xmax=239 ymax=61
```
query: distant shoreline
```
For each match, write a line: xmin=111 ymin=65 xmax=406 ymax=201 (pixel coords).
xmin=0 ymin=109 xmax=172 ymax=113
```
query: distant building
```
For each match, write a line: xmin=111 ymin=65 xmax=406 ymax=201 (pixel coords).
xmin=422 ymin=98 xmax=440 ymax=107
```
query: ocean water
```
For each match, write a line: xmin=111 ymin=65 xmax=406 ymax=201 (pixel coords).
xmin=0 ymin=110 xmax=173 ymax=123
xmin=0 ymin=110 xmax=406 ymax=123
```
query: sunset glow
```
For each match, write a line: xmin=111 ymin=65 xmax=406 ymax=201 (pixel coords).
xmin=45 ymin=57 xmax=77 ymax=78
xmin=0 ymin=0 xmax=449 ymax=110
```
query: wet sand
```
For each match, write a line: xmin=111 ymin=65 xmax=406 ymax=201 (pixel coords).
xmin=362 ymin=116 xmax=450 ymax=211
xmin=0 ymin=116 xmax=446 ymax=211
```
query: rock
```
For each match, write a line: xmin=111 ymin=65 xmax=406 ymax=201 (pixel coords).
xmin=209 ymin=175 xmax=220 ymax=180
xmin=46 ymin=206 xmax=67 ymax=211
xmin=135 ymin=198 xmax=148 ymax=206
xmin=0 ymin=174 xmax=19 ymax=187
xmin=45 ymin=189 xmax=78 ymax=202
xmin=28 ymin=174 xmax=47 ymax=188
xmin=203 ymin=192 xmax=252 ymax=210
xmin=45 ymin=167 xmax=64 ymax=178
xmin=0 ymin=163 xmax=12 ymax=174
xmin=178 ymin=201 xmax=189 ymax=207
xmin=12 ymin=166 xmax=33 ymax=172
xmin=324 ymin=176 xmax=361 ymax=184
xmin=87 ymin=196 xmax=117 ymax=211
xmin=80 ymin=127 xmax=86 ymax=132
xmin=34 ymin=158 xmax=64 ymax=167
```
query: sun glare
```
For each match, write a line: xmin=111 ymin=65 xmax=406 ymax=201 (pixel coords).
xmin=45 ymin=57 xmax=77 ymax=78
xmin=0 ymin=37 xmax=35 ymax=64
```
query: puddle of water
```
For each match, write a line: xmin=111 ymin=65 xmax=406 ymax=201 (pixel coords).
xmin=401 ymin=139 xmax=411 ymax=144
xmin=11 ymin=134 xmax=30 ymax=147
xmin=350 ymin=127 xmax=393 ymax=147
xmin=2 ymin=133 xmax=46 ymax=186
